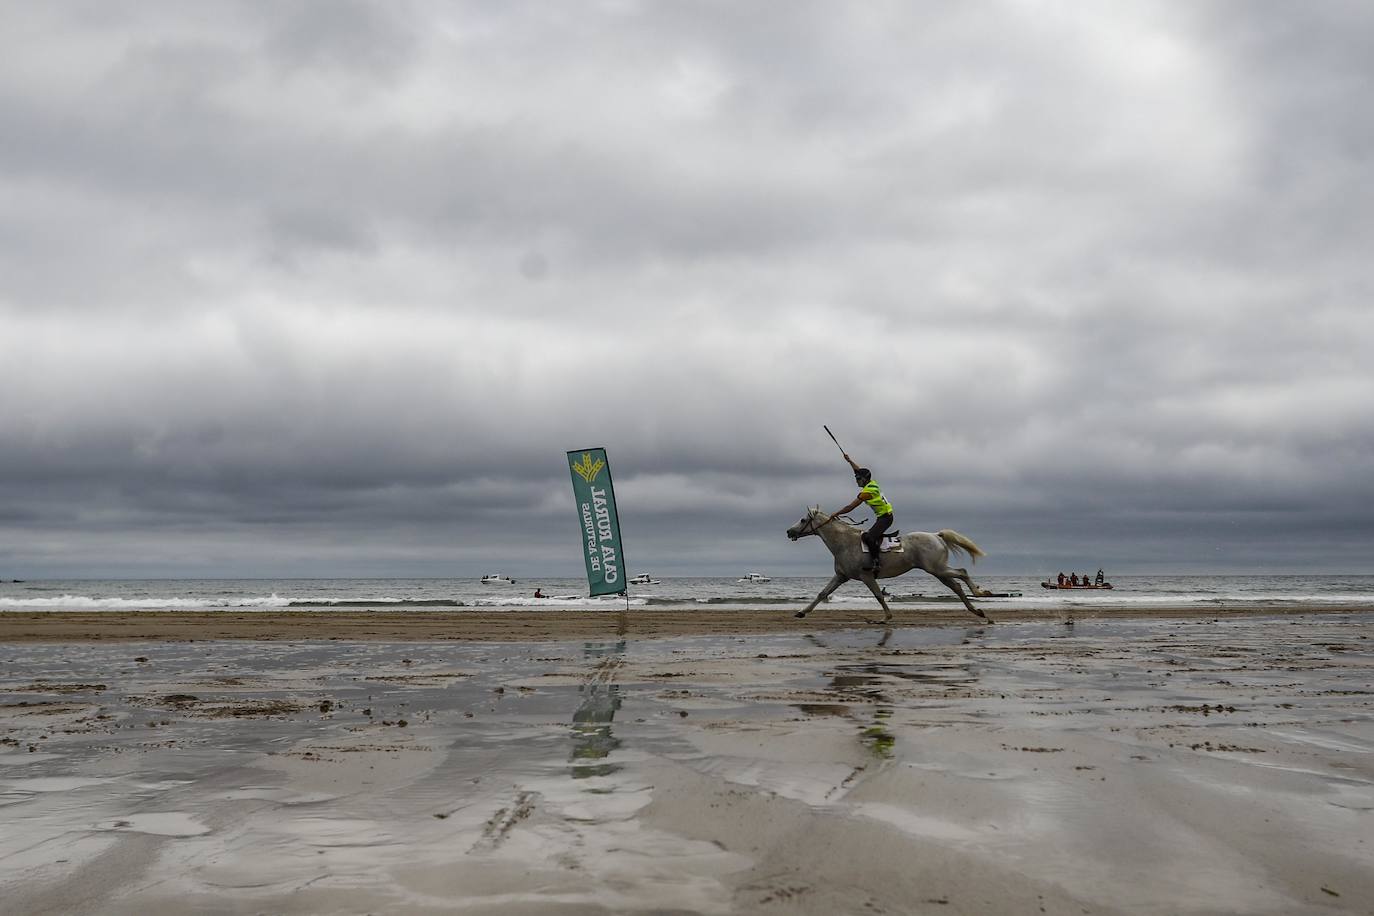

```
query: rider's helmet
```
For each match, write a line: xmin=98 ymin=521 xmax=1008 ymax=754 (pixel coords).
xmin=854 ymin=468 xmax=872 ymax=485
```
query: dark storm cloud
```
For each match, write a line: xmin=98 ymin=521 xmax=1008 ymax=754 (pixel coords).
xmin=1 ymin=1 xmax=1372 ymax=577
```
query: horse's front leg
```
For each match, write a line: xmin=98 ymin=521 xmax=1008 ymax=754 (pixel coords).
xmin=939 ymin=576 xmax=991 ymax=622
xmin=795 ymin=573 xmax=848 ymax=619
xmin=860 ymin=574 xmax=894 ymax=625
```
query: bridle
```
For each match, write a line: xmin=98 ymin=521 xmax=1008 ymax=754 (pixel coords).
xmin=795 ymin=509 xmax=839 ymax=537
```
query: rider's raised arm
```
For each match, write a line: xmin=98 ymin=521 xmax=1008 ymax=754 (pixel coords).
xmin=842 ymin=452 xmax=861 ymax=472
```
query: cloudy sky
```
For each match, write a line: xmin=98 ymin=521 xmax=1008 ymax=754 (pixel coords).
xmin=2 ymin=1 xmax=1371 ymax=579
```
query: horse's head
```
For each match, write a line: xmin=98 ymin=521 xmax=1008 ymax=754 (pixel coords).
xmin=786 ymin=506 xmax=826 ymax=541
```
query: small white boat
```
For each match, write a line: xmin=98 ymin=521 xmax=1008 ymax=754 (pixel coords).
xmin=738 ymin=572 xmax=772 ymax=583
xmin=628 ymin=574 xmax=660 ymax=585
xmin=480 ymin=574 xmax=515 ymax=585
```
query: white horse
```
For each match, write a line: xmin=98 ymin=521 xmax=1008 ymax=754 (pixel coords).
xmin=786 ymin=507 xmax=992 ymax=623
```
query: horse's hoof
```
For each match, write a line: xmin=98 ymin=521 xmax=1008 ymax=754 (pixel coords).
xmin=794 ymin=612 xmax=807 ymax=619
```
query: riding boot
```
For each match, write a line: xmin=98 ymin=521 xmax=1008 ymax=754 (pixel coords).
xmin=862 ymin=514 xmax=893 ymax=574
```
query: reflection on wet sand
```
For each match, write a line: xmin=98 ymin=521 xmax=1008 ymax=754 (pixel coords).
xmin=1 ymin=615 xmax=1371 ymax=914
xmin=861 ymin=707 xmax=896 ymax=758
xmin=814 ymin=657 xmax=977 ymax=759
xmin=569 ymin=640 xmax=626 ymax=779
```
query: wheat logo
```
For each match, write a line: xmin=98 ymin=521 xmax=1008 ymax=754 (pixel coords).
xmin=571 ymin=452 xmax=605 ymax=484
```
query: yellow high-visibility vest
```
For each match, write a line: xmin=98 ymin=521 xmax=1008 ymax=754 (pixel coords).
xmin=860 ymin=482 xmax=893 ymax=516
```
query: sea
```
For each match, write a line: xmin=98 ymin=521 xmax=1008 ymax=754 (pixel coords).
xmin=3 ymin=575 xmax=1374 ymax=614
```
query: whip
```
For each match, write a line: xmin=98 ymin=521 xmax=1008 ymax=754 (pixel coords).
xmin=822 ymin=424 xmax=847 ymax=460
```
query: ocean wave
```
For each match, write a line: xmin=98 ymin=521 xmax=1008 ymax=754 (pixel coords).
xmin=467 ymin=596 xmax=649 ymax=607
xmin=1006 ymin=593 xmax=1368 ymax=606
xmin=660 ymin=594 xmax=1001 ymax=605
xmin=287 ymin=599 xmax=465 ymax=608
xmin=677 ymin=596 xmax=817 ymax=605
xmin=652 ymin=591 xmax=1374 ymax=608
xmin=0 ymin=594 xmax=293 ymax=610
xmin=4 ymin=588 xmax=1368 ymax=613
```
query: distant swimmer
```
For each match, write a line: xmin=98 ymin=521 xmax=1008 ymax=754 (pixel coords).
xmin=533 ymin=588 xmax=544 ymax=598
xmin=833 ymin=451 xmax=895 ymax=572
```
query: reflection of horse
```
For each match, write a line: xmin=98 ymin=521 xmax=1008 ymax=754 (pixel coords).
xmin=786 ymin=507 xmax=992 ymax=623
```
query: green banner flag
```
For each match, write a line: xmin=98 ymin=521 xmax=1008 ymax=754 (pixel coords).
xmin=567 ymin=447 xmax=627 ymax=596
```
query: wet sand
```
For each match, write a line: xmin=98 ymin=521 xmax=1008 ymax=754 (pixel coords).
xmin=2 ymin=613 xmax=1372 ymax=914
xmin=2 ymin=602 xmax=1371 ymax=642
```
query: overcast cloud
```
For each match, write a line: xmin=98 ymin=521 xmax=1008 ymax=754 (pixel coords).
xmin=2 ymin=1 xmax=1372 ymax=578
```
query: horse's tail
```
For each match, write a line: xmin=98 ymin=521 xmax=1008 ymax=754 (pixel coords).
xmin=938 ymin=529 xmax=986 ymax=564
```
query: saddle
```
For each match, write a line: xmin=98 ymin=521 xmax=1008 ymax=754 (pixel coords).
xmin=861 ymin=533 xmax=903 ymax=553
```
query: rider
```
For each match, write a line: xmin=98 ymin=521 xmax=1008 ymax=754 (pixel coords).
xmin=833 ymin=452 xmax=895 ymax=572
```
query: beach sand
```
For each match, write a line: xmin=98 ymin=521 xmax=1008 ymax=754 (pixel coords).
xmin=2 ymin=602 xmax=1371 ymax=642
xmin=2 ymin=610 xmax=1372 ymax=914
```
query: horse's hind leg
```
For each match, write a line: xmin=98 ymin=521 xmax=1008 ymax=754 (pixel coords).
xmin=796 ymin=573 xmax=848 ymax=619
xmin=949 ymin=566 xmax=992 ymax=598
xmin=940 ymin=576 xmax=991 ymax=622
xmin=860 ymin=574 xmax=894 ymax=625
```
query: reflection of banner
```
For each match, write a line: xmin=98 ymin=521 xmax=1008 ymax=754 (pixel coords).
xmin=567 ymin=447 xmax=626 ymax=596
xmin=570 ymin=640 xmax=626 ymax=778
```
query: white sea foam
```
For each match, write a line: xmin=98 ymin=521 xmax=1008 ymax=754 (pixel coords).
xmin=0 ymin=594 xmax=292 ymax=610
xmin=982 ymin=592 xmax=1374 ymax=606
xmin=469 ymin=595 xmax=648 ymax=608
xmin=0 ymin=592 xmax=647 ymax=611
xmin=3 ymin=576 xmax=1371 ymax=613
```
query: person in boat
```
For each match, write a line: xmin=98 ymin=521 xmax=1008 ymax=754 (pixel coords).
xmin=1081 ymin=573 xmax=1090 ymax=586
xmin=1057 ymin=572 xmax=1066 ymax=586
xmin=1095 ymin=569 xmax=1105 ymax=586
xmin=1070 ymin=573 xmax=1080 ymax=586
xmin=833 ymin=453 xmax=895 ymax=572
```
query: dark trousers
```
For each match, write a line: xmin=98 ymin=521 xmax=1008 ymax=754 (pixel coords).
xmin=862 ymin=513 xmax=894 ymax=570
